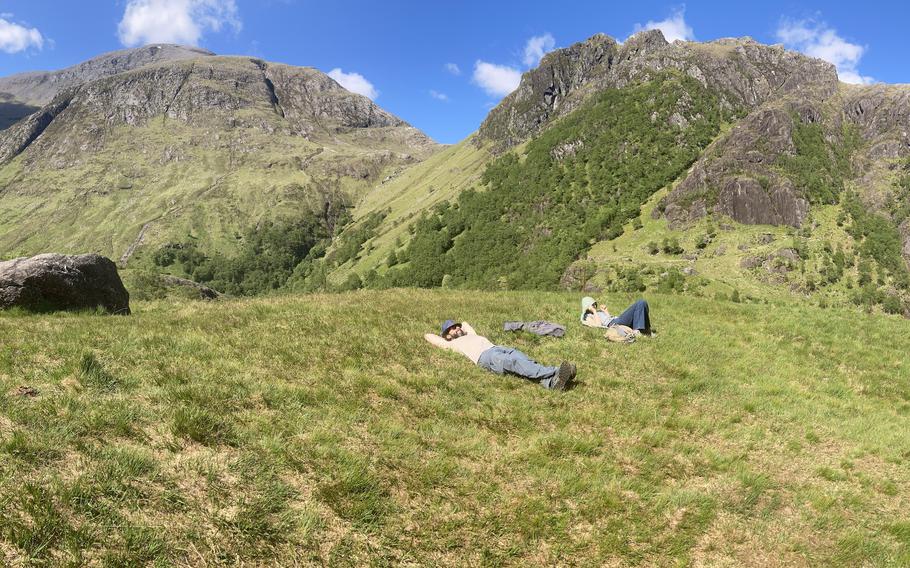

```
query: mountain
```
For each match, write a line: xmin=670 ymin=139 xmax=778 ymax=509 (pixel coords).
xmin=4 ymin=34 xmax=910 ymax=312
xmin=0 ymin=44 xmax=216 ymax=130
xmin=0 ymin=46 xmax=438 ymax=293
xmin=325 ymin=30 xmax=910 ymax=314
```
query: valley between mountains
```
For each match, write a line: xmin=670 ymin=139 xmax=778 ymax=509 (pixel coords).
xmin=2 ymin=27 xmax=910 ymax=567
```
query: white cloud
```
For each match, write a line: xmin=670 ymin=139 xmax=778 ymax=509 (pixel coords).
xmin=118 ymin=0 xmax=241 ymax=47
xmin=776 ymin=18 xmax=874 ymax=85
xmin=429 ymin=90 xmax=449 ymax=102
xmin=444 ymin=62 xmax=461 ymax=76
xmin=328 ymin=68 xmax=379 ymax=100
xmin=523 ymin=33 xmax=556 ymax=67
xmin=472 ymin=60 xmax=522 ymax=98
xmin=0 ymin=15 xmax=44 ymax=53
xmin=470 ymin=33 xmax=556 ymax=98
xmin=633 ymin=8 xmax=695 ymax=43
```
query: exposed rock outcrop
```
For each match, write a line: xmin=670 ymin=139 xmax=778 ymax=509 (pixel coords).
xmin=716 ymin=177 xmax=807 ymax=227
xmin=478 ymin=33 xmax=620 ymax=150
xmin=656 ymin=77 xmax=910 ymax=229
xmin=0 ymin=254 xmax=130 ymax=314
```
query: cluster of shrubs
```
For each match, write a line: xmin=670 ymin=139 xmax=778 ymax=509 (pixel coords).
xmin=148 ymin=196 xmax=396 ymax=295
xmin=600 ymin=265 xmax=694 ymax=295
xmin=152 ymin=215 xmax=332 ymax=296
xmin=841 ymin=191 xmax=909 ymax=313
xmin=695 ymin=224 xmax=717 ymax=250
xmin=646 ymin=237 xmax=684 ymax=255
xmin=805 ymin=241 xmax=853 ymax=288
xmin=325 ymin=211 xmax=387 ymax=267
xmin=796 ymin=183 xmax=909 ymax=315
xmin=886 ymin=158 xmax=910 ymax=226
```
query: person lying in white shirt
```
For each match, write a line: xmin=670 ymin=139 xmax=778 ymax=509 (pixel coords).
xmin=425 ymin=319 xmax=576 ymax=391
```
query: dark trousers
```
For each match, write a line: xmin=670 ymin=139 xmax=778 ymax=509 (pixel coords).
xmin=612 ymin=299 xmax=651 ymax=331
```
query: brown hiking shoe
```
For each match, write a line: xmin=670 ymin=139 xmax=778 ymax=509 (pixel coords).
xmin=552 ymin=362 xmax=576 ymax=391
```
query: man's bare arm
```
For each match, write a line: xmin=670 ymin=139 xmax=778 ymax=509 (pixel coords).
xmin=460 ymin=322 xmax=477 ymax=335
xmin=425 ymin=333 xmax=453 ymax=351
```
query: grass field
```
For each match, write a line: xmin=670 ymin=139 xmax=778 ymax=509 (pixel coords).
xmin=1 ymin=289 xmax=909 ymax=566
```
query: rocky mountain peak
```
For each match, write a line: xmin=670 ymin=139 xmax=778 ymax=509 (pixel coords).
xmin=0 ymin=44 xmax=216 ymax=108
xmin=0 ymin=44 xmax=218 ymax=131
xmin=619 ymin=29 xmax=669 ymax=57
xmin=0 ymin=56 xmax=436 ymax=167
xmin=0 ymin=48 xmax=440 ymax=264
xmin=476 ymin=34 xmax=620 ymax=150
xmin=476 ymin=32 xmax=840 ymax=153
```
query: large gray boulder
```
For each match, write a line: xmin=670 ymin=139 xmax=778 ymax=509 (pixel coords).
xmin=0 ymin=254 xmax=130 ymax=314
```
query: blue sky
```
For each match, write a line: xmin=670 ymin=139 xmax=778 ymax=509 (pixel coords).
xmin=0 ymin=0 xmax=907 ymax=143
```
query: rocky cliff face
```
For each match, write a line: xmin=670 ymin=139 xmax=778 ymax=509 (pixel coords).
xmin=477 ymin=30 xmax=839 ymax=153
xmin=658 ymin=104 xmax=810 ymax=228
xmin=656 ymin=84 xmax=910 ymax=229
xmin=329 ymin=30 xmax=910 ymax=309
xmin=473 ymin=28 xmax=910 ymax=234
xmin=0 ymin=56 xmax=432 ymax=168
xmin=0 ymin=45 xmax=216 ymax=132
xmin=475 ymin=33 xmax=620 ymax=150
xmin=0 ymin=44 xmax=215 ymax=107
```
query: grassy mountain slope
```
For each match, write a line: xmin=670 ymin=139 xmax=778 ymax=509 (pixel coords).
xmin=584 ymin=184 xmax=847 ymax=303
xmin=575 ymin=124 xmax=910 ymax=314
xmin=323 ymin=138 xmax=490 ymax=286
xmin=3 ymin=33 xmax=910 ymax=312
xmin=2 ymin=289 xmax=909 ymax=565
xmin=0 ymin=114 xmax=425 ymax=262
xmin=317 ymin=31 xmax=843 ymax=289
xmin=0 ymin=55 xmax=439 ymax=283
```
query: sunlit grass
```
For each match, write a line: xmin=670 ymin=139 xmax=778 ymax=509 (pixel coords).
xmin=1 ymin=289 xmax=909 ymax=565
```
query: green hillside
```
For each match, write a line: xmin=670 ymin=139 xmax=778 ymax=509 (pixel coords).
xmin=308 ymin=34 xmax=910 ymax=319
xmin=0 ymin=120 xmax=401 ymax=260
xmin=2 ymin=289 xmax=910 ymax=565
xmin=5 ymin=35 xmax=910 ymax=314
xmin=379 ymin=72 xmax=729 ymax=290
xmin=577 ymin=157 xmax=910 ymax=312
xmin=331 ymin=81 xmax=910 ymax=316
xmin=0 ymin=56 xmax=438 ymax=281
xmin=322 ymin=139 xmax=491 ymax=287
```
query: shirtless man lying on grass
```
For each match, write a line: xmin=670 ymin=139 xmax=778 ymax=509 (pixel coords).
xmin=425 ymin=320 xmax=576 ymax=391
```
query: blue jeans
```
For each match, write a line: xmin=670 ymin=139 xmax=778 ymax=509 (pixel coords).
xmin=611 ymin=299 xmax=651 ymax=331
xmin=477 ymin=346 xmax=558 ymax=389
